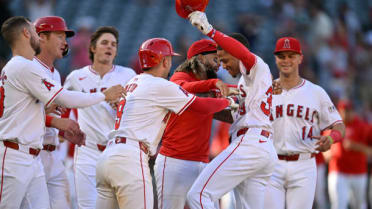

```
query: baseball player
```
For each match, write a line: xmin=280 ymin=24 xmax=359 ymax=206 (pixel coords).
xmin=328 ymin=101 xmax=371 ymax=209
xmin=154 ymin=39 xmax=237 ymax=209
xmin=63 ymin=26 xmax=136 ymax=209
xmin=0 ymin=16 xmax=124 ymax=209
xmin=29 ymin=16 xmax=77 ymax=209
xmin=263 ymin=37 xmax=346 ymax=209
xmin=95 ymin=37 xmax=237 ymax=209
xmin=186 ymin=11 xmax=278 ymax=209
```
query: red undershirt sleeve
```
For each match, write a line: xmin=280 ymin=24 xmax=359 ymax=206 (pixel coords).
xmin=171 ymin=72 xmax=219 ymax=93
xmin=186 ymin=96 xmax=229 ymax=115
xmin=208 ymin=30 xmax=256 ymax=73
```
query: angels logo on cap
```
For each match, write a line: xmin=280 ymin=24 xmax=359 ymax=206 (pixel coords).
xmin=274 ymin=37 xmax=302 ymax=55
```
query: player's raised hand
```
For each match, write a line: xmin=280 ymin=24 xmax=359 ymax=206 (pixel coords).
xmin=51 ymin=118 xmax=81 ymax=135
xmin=228 ymin=87 xmax=239 ymax=96
xmin=313 ymin=135 xmax=333 ymax=152
xmin=103 ymin=85 xmax=125 ymax=102
xmin=188 ymin=11 xmax=213 ymax=35
xmin=45 ymin=103 xmax=60 ymax=115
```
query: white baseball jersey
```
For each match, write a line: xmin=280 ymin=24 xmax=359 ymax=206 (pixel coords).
xmin=108 ymin=73 xmax=196 ymax=155
xmin=33 ymin=57 xmax=61 ymax=146
xmin=0 ymin=56 xmax=63 ymax=148
xmin=64 ymin=65 xmax=136 ymax=145
xmin=270 ymin=79 xmax=342 ymax=154
xmin=230 ymin=56 xmax=273 ymax=137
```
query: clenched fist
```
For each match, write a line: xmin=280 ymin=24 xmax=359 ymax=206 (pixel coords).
xmin=103 ymin=85 xmax=125 ymax=102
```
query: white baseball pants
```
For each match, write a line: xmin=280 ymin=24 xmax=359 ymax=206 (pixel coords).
xmin=187 ymin=129 xmax=277 ymax=209
xmin=155 ymin=154 xmax=215 ymax=209
xmin=328 ymin=172 xmax=367 ymax=209
xmin=74 ymin=144 xmax=102 ymax=209
xmin=264 ymin=155 xmax=317 ymax=209
xmin=0 ymin=144 xmax=50 ymax=209
xmin=96 ymin=142 xmax=153 ymax=209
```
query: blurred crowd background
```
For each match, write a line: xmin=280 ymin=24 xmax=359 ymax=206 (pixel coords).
xmin=0 ymin=0 xmax=371 ymax=209
xmin=0 ymin=0 xmax=371 ymax=118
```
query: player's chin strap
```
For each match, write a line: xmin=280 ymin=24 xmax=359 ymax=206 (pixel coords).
xmin=62 ymin=44 xmax=69 ymax=57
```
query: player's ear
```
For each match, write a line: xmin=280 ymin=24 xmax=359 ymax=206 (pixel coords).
xmin=299 ymin=54 xmax=304 ymax=64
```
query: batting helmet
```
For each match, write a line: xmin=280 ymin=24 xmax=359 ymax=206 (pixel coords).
xmin=138 ymin=38 xmax=180 ymax=69
xmin=34 ymin=16 xmax=75 ymax=37
xmin=175 ymin=0 xmax=209 ymax=19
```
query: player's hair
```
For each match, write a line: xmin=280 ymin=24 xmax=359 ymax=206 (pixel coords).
xmin=174 ymin=56 xmax=209 ymax=80
xmin=89 ymin=26 xmax=119 ymax=62
xmin=217 ymin=33 xmax=250 ymax=50
xmin=1 ymin=16 xmax=31 ymax=47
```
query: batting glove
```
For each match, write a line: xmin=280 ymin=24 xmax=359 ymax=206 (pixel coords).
xmin=188 ymin=11 xmax=213 ymax=35
xmin=227 ymin=96 xmax=239 ymax=110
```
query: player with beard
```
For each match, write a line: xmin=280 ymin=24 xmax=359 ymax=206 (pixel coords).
xmin=154 ymin=39 xmax=237 ymax=209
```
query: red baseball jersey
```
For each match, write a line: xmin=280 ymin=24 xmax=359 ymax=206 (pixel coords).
xmin=159 ymin=72 xmax=218 ymax=163
xmin=329 ymin=116 xmax=370 ymax=174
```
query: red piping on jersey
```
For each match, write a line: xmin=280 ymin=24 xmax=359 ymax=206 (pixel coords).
xmin=199 ymin=136 xmax=244 ymax=208
xmin=34 ymin=57 xmax=54 ymax=73
xmin=89 ymin=65 xmax=115 ymax=75
xmin=0 ymin=147 xmax=8 ymax=203
xmin=45 ymin=87 xmax=63 ymax=107
xmin=140 ymin=148 xmax=146 ymax=209
xmin=293 ymin=79 xmax=305 ymax=89
xmin=177 ymin=95 xmax=196 ymax=115
xmin=160 ymin=156 xmax=167 ymax=209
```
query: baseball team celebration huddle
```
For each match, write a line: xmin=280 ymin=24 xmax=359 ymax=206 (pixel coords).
xmin=2 ymin=0 xmax=371 ymax=208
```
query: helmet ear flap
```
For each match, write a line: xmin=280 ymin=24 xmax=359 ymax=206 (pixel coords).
xmin=138 ymin=50 xmax=163 ymax=69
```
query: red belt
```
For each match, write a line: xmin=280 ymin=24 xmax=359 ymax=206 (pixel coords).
xmin=278 ymin=153 xmax=316 ymax=161
xmin=42 ymin=144 xmax=56 ymax=152
xmin=114 ymin=137 xmax=149 ymax=155
xmin=3 ymin=141 xmax=40 ymax=156
xmin=237 ymin=128 xmax=271 ymax=138
xmin=96 ymin=144 xmax=106 ymax=152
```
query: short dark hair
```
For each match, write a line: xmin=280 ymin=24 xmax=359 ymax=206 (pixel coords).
xmin=1 ymin=16 xmax=31 ymax=47
xmin=89 ymin=26 xmax=119 ymax=62
xmin=217 ymin=33 xmax=250 ymax=50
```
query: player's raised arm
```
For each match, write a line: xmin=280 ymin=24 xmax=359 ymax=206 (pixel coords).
xmin=188 ymin=11 xmax=256 ymax=72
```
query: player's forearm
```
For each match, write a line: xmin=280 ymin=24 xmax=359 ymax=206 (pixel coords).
xmin=187 ymin=97 xmax=229 ymax=115
xmin=213 ymin=109 xmax=233 ymax=124
xmin=173 ymin=79 xmax=219 ymax=93
xmin=54 ymin=89 xmax=105 ymax=108
xmin=329 ymin=123 xmax=346 ymax=143
xmin=208 ymin=30 xmax=256 ymax=71
xmin=345 ymin=140 xmax=372 ymax=156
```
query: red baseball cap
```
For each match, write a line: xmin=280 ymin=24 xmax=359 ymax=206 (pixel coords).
xmin=274 ymin=37 xmax=302 ymax=55
xmin=187 ymin=39 xmax=217 ymax=59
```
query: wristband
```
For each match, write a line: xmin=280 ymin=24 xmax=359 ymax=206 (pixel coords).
xmin=207 ymin=29 xmax=216 ymax=39
xmin=45 ymin=115 xmax=54 ymax=127
xmin=327 ymin=136 xmax=334 ymax=144
xmin=329 ymin=129 xmax=343 ymax=143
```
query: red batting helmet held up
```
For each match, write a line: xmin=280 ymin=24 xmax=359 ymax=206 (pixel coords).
xmin=187 ymin=39 xmax=217 ymax=59
xmin=138 ymin=38 xmax=180 ymax=69
xmin=175 ymin=0 xmax=209 ymax=19
xmin=34 ymin=16 xmax=75 ymax=37
xmin=274 ymin=37 xmax=302 ymax=55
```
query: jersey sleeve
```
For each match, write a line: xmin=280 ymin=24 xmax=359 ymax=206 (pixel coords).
xmin=170 ymin=72 xmax=218 ymax=93
xmin=318 ymin=87 xmax=342 ymax=130
xmin=63 ymin=71 xmax=77 ymax=90
xmin=153 ymin=80 xmax=196 ymax=115
xmin=210 ymin=30 xmax=256 ymax=73
xmin=19 ymin=63 xmax=63 ymax=107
